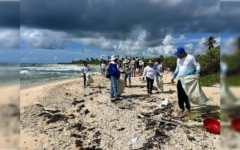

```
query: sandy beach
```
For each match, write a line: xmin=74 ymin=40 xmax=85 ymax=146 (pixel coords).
xmin=20 ymin=71 xmax=227 ymax=150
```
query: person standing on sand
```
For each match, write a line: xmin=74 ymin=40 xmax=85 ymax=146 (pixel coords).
xmin=131 ymin=57 xmax=136 ymax=77
xmin=109 ymin=55 xmax=124 ymax=100
xmin=123 ymin=59 xmax=132 ymax=88
xmin=139 ymin=58 xmax=143 ymax=74
xmin=154 ymin=58 xmax=164 ymax=81
xmin=171 ymin=47 xmax=200 ymax=116
xmin=101 ymin=60 xmax=106 ymax=76
xmin=136 ymin=57 xmax=140 ymax=75
xmin=142 ymin=60 xmax=163 ymax=95
xmin=82 ymin=61 xmax=91 ymax=88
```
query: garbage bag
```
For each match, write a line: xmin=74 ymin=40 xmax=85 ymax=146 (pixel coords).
xmin=120 ymin=73 xmax=125 ymax=80
xmin=117 ymin=78 xmax=126 ymax=96
xmin=157 ymin=76 xmax=164 ymax=91
xmin=220 ymin=76 xmax=238 ymax=105
xmin=86 ymin=71 xmax=94 ymax=85
xmin=179 ymin=75 xmax=210 ymax=105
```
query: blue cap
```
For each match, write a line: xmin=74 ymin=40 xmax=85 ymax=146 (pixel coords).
xmin=174 ymin=47 xmax=185 ymax=55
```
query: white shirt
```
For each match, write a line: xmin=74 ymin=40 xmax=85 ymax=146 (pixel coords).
xmin=139 ymin=60 xmax=142 ymax=66
xmin=173 ymin=54 xmax=200 ymax=79
xmin=117 ymin=61 xmax=121 ymax=70
xmin=142 ymin=66 xmax=162 ymax=80
xmin=124 ymin=63 xmax=132 ymax=74
xmin=101 ymin=63 xmax=106 ymax=69
xmin=82 ymin=65 xmax=90 ymax=74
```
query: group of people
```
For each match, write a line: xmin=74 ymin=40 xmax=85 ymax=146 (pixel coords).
xmin=82 ymin=46 xmax=201 ymax=115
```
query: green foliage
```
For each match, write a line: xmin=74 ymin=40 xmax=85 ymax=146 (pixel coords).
xmin=198 ymin=74 xmax=220 ymax=87
xmin=163 ymin=57 xmax=178 ymax=71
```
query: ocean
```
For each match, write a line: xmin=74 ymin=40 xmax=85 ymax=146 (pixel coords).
xmin=20 ymin=63 xmax=101 ymax=88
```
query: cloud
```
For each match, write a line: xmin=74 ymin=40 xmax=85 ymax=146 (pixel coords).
xmin=81 ymin=47 xmax=91 ymax=53
xmin=0 ymin=1 xmax=19 ymax=28
xmin=21 ymin=0 xmax=220 ymax=42
xmin=0 ymin=28 xmax=19 ymax=49
xmin=221 ymin=37 xmax=237 ymax=55
xmin=54 ymin=57 xmax=57 ymax=60
xmin=21 ymin=27 xmax=70 ymax=49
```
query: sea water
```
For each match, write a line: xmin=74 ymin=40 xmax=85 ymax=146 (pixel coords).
xmin=20 ymin=63 xmax=101 ymax=88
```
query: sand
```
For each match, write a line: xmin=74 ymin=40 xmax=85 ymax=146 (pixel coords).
xmin=20 ymin=71 xmax=238 ymax=149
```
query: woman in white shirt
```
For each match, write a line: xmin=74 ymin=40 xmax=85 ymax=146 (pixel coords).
xmin=142 ymin=60 xmax=163 ymax=94
xmin=82 ymin=61 xmax=91 ymax=88
xmin=101 ymin=60 xmax=107 ymax=76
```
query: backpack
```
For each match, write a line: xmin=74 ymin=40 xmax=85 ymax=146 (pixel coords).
xmin=106 ymin=65 xmax=111 ymax=78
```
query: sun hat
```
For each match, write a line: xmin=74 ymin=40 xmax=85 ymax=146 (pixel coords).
xmin=174 ymin=47 xmax=185 ymax=55
xmin=111 ymin=55 xmax=118 ymax=61
xmin=123 ymin=59 xmax=129 ymax=64
xmin=148 ymin=60 xmax=154 ymax=64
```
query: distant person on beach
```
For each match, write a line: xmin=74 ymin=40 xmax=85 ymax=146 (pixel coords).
xmin=139 ymin=58 xmax=143 ymax=74
xmin=82 ymin=61 xmax=91 ymax=88
xmin=171 ymin=47 xmax=200 ymax=116
xmin=142 ymin=60 xmax=163 ymax=94
xmin=101 ymin=60 xmax=107 ymax=76
xmin=131 ymin=57 xmax=136 ymax=77
xmin=123 ymin=59 xmax=132 ymax=88
xmin=154 ymin=58 xmax=164 ymax=80
xmin=136 ymin=57 xmax=140 ymax=75
xmin=109 ymin=55 xmax=124 ymax=100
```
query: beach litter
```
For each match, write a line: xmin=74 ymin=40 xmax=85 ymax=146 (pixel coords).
xmin=156 ymin=98 xmax=169 ymax=108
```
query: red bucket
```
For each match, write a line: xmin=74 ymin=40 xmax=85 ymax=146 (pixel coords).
xmin=231 ymin=118 xmax=240 ymax=132
xmin=203 ymin=118 xmax=220 ymax=134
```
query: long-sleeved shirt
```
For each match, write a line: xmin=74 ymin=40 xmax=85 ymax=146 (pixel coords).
xmin=173 ymin=54 xmax=200 ymax=80
xmin=142 ymin=66 xmax=162 ymax=80
xmin=109 ymin=61 xmax=122 ymax=77
xmin=101 ymin=63 xmax=106 ymax=69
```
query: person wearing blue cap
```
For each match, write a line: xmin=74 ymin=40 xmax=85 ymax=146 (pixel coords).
xmin=171 ymin=47 xmax=200 ymax=116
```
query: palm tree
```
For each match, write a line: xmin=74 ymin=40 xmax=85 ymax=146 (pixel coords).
xmin=108 ymin=56 xmax=110 ymax=61
xmin=204 ymin=36 xmax=217 ymax=50
xmin=86 ymin=58 xmax=89 ymax=61
xmin=142 ymin=57 xmax=144 ymax=60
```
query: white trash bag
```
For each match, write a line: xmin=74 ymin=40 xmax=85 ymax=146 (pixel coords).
xmin=120 ymin=73 xmax=125 ymax=80
xmin=220 ymin=76 xmax=238 ymax=105
xmin=117 ymin=76 xmax=126 ymax=96
xmin=179 ymin=75 xmax=210 ymax=105
xmin=86 ymin=71 xmax=94 ymax=85
xmin=157 ymin=76 xmax=164 ymax=91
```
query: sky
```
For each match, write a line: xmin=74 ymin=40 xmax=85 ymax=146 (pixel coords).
xmin=0 ymin=0 xmax=239 ymax=63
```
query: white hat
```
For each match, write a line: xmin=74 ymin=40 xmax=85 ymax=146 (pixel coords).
xmin=123 ymin=59 xmax=129 ymax=64
xmin=111 ymin=55 xmax=118 ymax=61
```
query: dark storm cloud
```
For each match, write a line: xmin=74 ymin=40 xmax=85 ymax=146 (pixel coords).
xmin=0 ymin=1 xmax=19 ymax=28
xmin=21 ymin=0 xmax=220 ymax=45
xmin=220 ymin=1 xmax=240 ymax=32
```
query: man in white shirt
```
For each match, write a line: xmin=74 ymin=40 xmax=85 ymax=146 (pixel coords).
xmin=171 ymin=47 xmax=200 ymax=115
xmin=101 ymin=60 xmax=107 ymax=76
xmin=82 ymin=61 xmax=91 ymax=88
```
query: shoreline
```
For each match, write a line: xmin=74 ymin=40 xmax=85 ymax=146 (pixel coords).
xmin=20 ymin=72 xmax=101 ymax=90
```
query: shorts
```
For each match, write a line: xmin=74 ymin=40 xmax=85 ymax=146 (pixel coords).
xmin=125 ymin=73 xmax=131 ymax=80
xmin=139 ymin=65 xmax=142 ymax=68
xmin=131 ymin=68 xmax=136 ymax=72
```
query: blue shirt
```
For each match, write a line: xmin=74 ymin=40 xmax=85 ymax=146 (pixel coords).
xmin=109 ymin=63 xmax=122 ymax=77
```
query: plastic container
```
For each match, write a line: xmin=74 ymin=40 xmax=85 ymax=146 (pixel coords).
xmin=203 ymin=118 xmax=220 ymax=134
